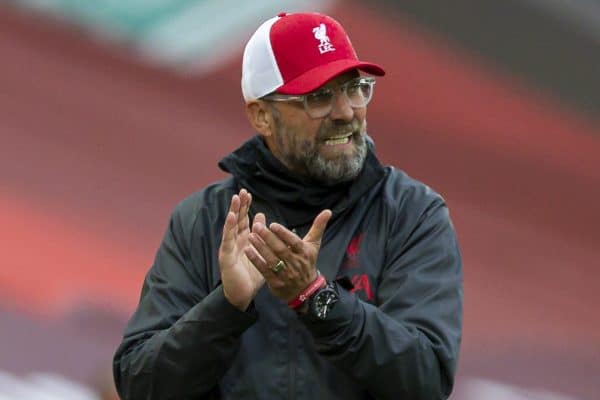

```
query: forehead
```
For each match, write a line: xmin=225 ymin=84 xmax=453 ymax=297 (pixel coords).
xmin=317 ymin=70 xmax=361 ymax=90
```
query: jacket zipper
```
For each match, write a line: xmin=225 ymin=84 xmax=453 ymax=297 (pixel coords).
xmin=249 ymin=194 xmax=299 ymax=399
xmin=288 ymin=317 xmax=296 ymax=400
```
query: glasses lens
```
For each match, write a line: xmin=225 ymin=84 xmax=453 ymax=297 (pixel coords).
xmin=305 ymin=89 xmax=334 ymax=118
xmin=303 ymin=78 xmax=375 ymax=118
xmin=346 ymin=79 xmax=374 ymax=108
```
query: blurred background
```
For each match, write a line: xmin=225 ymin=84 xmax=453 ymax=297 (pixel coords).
xmin=1 ymin=0 xmax=599 ymax=399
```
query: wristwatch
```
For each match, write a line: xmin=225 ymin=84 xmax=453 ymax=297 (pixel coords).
xmin=307 ymin=281 xmax=339 ymax=320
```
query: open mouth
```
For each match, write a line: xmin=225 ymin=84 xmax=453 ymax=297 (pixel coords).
xmin=324 ymin=132 xmax=354 ymax=146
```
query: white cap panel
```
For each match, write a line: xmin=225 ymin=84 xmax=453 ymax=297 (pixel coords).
xmin=241 ymin=16 xmax=283 ymax=101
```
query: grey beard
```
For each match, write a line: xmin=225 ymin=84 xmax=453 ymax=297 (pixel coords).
xmin=269 ymin=104 xmax=368 ymax=185
xmin=300 ymin=134 xmax=367 ymax=185
xmin=276 ymin=131 xmax=367 ymax=186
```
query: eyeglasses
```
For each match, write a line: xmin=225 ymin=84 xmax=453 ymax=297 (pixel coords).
xmin=261 ymin=77 xmax=376 ymax=119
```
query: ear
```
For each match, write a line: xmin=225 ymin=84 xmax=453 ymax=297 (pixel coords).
xmin=245 ymin=101 xmax=275 ymax=138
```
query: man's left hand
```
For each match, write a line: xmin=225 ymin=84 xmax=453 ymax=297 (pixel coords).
xmin=244 ymin=209 xmax=332 ymax=301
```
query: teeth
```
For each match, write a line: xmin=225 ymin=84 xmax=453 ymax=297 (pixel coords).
xmin=324 ymin=132 xmax=353 ymax=145
xmin=325 ymin=136 xmax=350 ymax=145
xmin=328 ymin=132 xmax=352 ymax=140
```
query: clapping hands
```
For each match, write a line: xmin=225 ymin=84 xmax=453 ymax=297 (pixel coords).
xmin=219 ymin=189 xmax=331 ymax=309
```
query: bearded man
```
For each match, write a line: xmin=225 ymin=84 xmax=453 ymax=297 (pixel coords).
xmin=113 ymin=11 xmax=463 ymax=400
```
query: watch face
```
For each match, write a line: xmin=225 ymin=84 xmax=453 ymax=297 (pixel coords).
xmin=312 ymin=288 xmax=338 ymax=320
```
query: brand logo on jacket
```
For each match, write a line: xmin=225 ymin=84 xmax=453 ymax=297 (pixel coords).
xmin=344 ymin=233 xmax=363 ymax=268
xmin=313 ymin=23 xmax=335 ymax=54
xmin=338 ymin=232 xmax=374 ymax=302
xmin=350 ymin=274 xmax=374 ymax=301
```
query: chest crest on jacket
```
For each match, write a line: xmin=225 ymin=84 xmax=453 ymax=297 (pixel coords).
xmin=337 ymin=232 xmax=375 ymax=303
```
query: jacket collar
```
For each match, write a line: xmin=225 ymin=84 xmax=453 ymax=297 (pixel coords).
xmin=218 ymin=135 xmax=385 ymax=228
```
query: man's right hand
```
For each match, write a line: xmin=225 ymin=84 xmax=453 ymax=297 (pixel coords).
xmin=219 ymin=189 xmax=265 ymax=311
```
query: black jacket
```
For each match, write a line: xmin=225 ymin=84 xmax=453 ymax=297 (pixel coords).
xmin=113 ymin=136 xmax=463 ymax=399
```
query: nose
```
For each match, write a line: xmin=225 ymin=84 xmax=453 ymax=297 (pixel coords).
xmin=328 ymin=90 xmax=354 ymax=122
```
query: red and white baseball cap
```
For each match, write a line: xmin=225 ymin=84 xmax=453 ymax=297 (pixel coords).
xmin=241 ymin=12 xmax=385 ymax=101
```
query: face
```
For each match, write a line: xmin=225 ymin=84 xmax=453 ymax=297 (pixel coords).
xmin=264 ymin=71 xmax=369 ymax=185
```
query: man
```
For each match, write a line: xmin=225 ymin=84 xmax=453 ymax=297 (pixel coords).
xmin=113 ymin=12 xmax=463 ymax=400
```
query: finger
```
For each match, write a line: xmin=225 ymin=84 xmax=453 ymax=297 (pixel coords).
xmin=269 ymin=223 xmax=304 ymax=253
xmin=231 ymin=194 xmax=241 ymax=212
xmin=244 ymin=244 xmax=268 ymax=273
xmin=238 ymin=189 xmax=251 ymax=230
xmin=220 ymin=211 xmax=237 ymax=254
xmin=253 ymin=222 xmax=290 ymax=259
xmin=246 ymin=235 xmax=288 ymax=286
xmin=226 ymin=194 xmax=241 ymax=228
xmin=252 ymin=212 xmax=266 ymax=228
xmin=238 ymin=189 xmax=247 ymax=218
xmin=220 ymin=194 xmax=241 ymax=255
xmin=223 ymin=194 xmax=240 ymax=239
xmin=304 ymin=209 xmax=332 ymax=244
xmin=248 ymin=231 xmax=280 ymax=268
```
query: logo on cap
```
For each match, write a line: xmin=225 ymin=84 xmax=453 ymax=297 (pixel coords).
xmin=312 ymin=23 xmax=335 ymax=54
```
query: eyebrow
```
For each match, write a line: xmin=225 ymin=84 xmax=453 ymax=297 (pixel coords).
xmin=317 ymin=75 xmax=362 ymax=91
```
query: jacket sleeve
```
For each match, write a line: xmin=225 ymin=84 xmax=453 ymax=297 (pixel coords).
xmin=299 ymin=198 xmax=463 ymax=400
xmin=113 ymin=199 xmax=258 ymax=400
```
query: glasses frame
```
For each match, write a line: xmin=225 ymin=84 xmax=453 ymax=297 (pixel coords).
xmin=261 ymin=76 xmax=376 ymax=119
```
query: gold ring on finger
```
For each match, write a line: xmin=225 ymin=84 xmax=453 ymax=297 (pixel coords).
xmin=271 ymin=259 xmax=286 ymax=274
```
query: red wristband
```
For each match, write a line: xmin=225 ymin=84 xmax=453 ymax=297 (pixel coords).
xmin=287 ymin=274 xmax=327 ymax=309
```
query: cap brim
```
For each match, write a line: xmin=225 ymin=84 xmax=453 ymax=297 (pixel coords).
xmin=275 ymin=59 xmax=385 ymax=95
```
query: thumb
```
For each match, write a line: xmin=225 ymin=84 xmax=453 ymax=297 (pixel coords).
xmin=304 ymin=209 xmax=332 ymax=244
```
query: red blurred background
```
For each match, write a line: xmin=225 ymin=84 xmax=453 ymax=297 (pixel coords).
xmin=1 ymin=1 xmax=598 ymax=399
